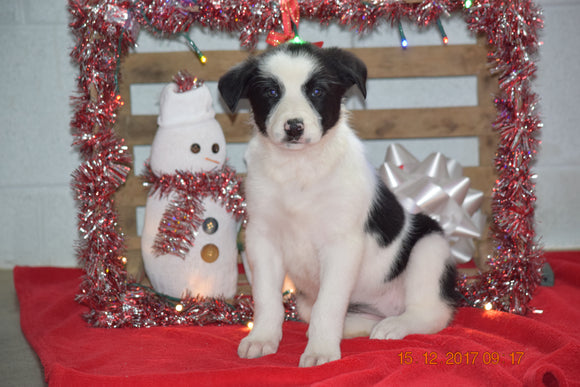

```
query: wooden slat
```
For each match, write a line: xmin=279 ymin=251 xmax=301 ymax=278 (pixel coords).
xmin=120 ymin=105 xmax=496 ymax=145
xmin=120 ymin=44 xmax=488 ymax=86
xmin=116 ymin=72 xmax=133 ymax=149
xmin=115 ymin=175 xmax=147 ymax=206
xmin=117 ymin=202 xmax=138 ymax=238
xmin=463 ymin=166 xmax=496 ymax=195
xmin=115 ymin=166 xmax=496 ymax=205
xmin=476 ymin=49 xmax=499 ymax=169
xmin=126 ymin=238 xmax=141 ymax=252
xmin=121 ymin=50 xmax=251 ymax=84
xmin=349 ymin=45 xmax=488 ymax=79
xmin=352 ymin=107 xmax=495 ymax=140
xmin=118 ymin=112 xmax=252 ymax=144
xmin=477 ymin=134 xmax=497 ymax=168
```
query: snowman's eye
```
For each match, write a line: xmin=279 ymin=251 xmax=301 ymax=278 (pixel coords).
xmin=191 ymin=143 xmax=201 ymax=154
xmin=212 ymin=143 xmax=220 ymax=154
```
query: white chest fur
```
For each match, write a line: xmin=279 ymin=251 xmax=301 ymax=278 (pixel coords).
xmin=243 ymin=119 xmax=376 ymax=295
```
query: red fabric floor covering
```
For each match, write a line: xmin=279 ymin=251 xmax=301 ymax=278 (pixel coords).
xmin=15 ymin=252 xmax=580 ymax=387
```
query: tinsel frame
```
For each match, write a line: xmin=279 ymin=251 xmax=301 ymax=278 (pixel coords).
xmin=69 ymin=0 xmax=544 ymax=328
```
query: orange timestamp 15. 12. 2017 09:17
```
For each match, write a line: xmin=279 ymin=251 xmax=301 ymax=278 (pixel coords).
xmin=398 ymin=351 xmax=525 ymax=366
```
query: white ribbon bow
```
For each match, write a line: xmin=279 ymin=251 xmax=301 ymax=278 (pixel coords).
xmin=379 ymin=144 xmax=484 ymax=263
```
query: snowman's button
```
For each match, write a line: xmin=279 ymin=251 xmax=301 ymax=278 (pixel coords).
xmin=202 ymin=217 xmax=219 ymax=234
xmin=201 ymin=244 xmax=219 ymax=263
xmin=191 ymin=143 xmax=201 ymax=153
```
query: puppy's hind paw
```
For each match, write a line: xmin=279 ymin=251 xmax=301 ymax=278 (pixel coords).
xmin=370 ymin=316 xmax=411 ymax=340
xmin=238 ymin=335 xmax=280 ymax=359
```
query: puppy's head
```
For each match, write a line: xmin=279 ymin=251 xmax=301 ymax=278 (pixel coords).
xmin=218 ymin=44 xmax=367 ymax=150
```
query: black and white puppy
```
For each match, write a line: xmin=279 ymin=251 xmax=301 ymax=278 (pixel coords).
xmin=218 ymin=43 xmax=458 ymax=367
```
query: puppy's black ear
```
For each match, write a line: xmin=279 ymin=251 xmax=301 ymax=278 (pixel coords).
xmin=218 ymin=58 xmax=258 ymax=112
xmin=325 ymin=48 xmax=368 ymax=99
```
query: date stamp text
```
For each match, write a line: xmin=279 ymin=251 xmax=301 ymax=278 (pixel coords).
xmin=398 ymin=351 xmax=525 ymax=366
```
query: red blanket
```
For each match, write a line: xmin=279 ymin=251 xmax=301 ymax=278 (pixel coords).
xmin=15 ymin=252 xmax=580 ymax=387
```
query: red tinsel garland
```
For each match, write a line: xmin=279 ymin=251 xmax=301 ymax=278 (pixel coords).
xmin=142 ymin=163 xmax=247 ymax=259
xmin=458 ymin=0 xmax=544 ymax=314
xmin=70 ymin=0 xmax=543 ymax=327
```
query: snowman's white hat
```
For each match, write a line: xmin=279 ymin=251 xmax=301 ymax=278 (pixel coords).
xmin=157 ymin=82 xmax=216 ymax=128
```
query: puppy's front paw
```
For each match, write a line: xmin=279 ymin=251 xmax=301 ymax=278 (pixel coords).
xmin=238 ymin=335 xmax=280 ymax=359
xmin=370 ymin=315 xmax=412 ymax=340
xmin=299 ymin=343 xmax=341 ymax=367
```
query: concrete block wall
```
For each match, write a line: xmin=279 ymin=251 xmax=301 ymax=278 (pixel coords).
xmin=0 ymin=2 xmax=79 ymax=267
xmin=0 ymin=1 xmax=577 ymax=268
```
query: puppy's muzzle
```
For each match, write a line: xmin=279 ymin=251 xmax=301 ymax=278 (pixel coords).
xmin=284 ymin=118 xmax=304 ymax=142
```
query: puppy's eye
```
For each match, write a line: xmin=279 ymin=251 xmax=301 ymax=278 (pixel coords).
xmin=212 ymin=143 xmax=220 ymax=153
xmin=267 ymin=88 xmax=279 ymax=98
xmin=311 ymin=88 xmax=323 ymax=97
xmin=191 ymin=143 xmax=201 ymax=154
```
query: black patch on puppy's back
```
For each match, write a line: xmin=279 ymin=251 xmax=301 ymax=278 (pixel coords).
xmin=440 ymin=263 xmax=460 ymax=306
xmin=365 ymin=179 xmax=405 ymax=247
xmin=386 ymin=213 xmax=443 ymax=282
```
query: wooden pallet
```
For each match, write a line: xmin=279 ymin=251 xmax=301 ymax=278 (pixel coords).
xmin=115 ymin=40 xmax=497 ymax=280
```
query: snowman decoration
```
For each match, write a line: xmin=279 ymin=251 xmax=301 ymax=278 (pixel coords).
xmin=141 ymin=71 xmax=245 ymax=299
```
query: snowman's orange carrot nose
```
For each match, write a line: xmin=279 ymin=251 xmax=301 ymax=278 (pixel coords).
xmin=205 ymin=157 xmax=220 ymax=164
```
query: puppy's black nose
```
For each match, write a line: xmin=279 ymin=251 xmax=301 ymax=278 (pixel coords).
xmin=284 ymin=118 xmax=304 ymax=141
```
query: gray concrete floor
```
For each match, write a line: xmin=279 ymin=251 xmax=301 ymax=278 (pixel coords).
xmin=1 ymin=270 xmax=45 ymax=386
